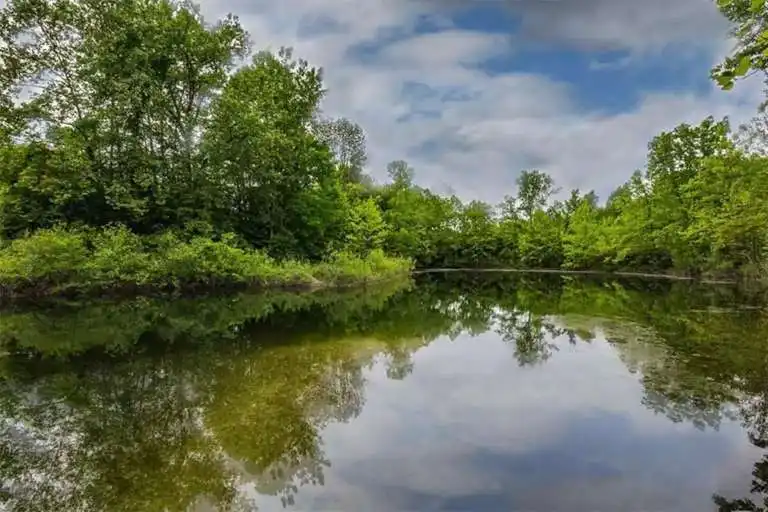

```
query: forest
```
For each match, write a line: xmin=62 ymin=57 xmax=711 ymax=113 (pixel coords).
xmin=1 ymin=0 xmax=768 ymax=296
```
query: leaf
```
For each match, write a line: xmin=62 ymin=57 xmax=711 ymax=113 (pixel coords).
xmin=751 ymin=0 xmax=765 ymax=12
xmin=734 ymin=55 xmax=751 ymax=76
xmin=715 ymin=74 xmax=735 ymax=90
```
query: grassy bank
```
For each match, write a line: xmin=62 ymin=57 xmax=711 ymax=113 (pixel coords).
xmin=0 ymin=226 xmax=413 ymax=301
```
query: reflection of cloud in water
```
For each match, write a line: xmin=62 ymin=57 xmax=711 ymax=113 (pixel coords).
xmin=251 ymin=331 xmax=759 ymax=511
xmin=4 ymin=276 xmax=768 ymax=511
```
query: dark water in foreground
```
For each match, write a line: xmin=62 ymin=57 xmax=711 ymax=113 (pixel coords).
xmin=1 ymin=273 xmax=768 ymax=511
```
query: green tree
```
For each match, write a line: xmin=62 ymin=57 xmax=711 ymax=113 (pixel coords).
xmin=712 ymin=0 xmax=768 ymax=89
xmin=515 ymin=169 xmax=556 ymax=220
xmin=342 ymin=198 xmax=388 ymax=255
xmin=313 ymin=117 xmax=370 ymax=185
xmin=0 ymin=0 xmax=249 ymax=233
xmin=643 ymin=117 xmax=734 ymax=270
xmin=386 ymin=160 xmax=415 ymax=189
xmin=683 ymin=151 xmax=768 ymax=272
xmin=202 ymin=48 xmax=342 ymax=257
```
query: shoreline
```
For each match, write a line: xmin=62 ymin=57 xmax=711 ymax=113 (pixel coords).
xmin=412 ymin=268 xmax=740 ymax=285
xmin=0 ymin=272 xmax=411 ymax=307
xmin=0 ymin=266 xmax=747 ymax=307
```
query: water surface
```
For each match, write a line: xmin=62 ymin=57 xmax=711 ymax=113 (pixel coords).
xmin=1 ymin=274 xmax=767 ymax=511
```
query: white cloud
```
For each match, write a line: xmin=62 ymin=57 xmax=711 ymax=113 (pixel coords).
xmin=197 ymin=0 xmax=765 ymax=203
xmin=376 ymin=30 xmax=510 ymax=67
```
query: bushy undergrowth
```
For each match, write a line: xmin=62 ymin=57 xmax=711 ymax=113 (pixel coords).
xmin=0 ymin=226 xmax=413 ymax=298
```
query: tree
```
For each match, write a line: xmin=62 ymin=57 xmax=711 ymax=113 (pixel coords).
xmin=202 ymin=47 xmax=343 ymax=257
xmin=313 ymin=117 xmax=369 ymax=184
xmin=735 ymin=94 xmax=768 ymax=155
xmin=386 ymin=160 xmax=415 ymax=188
xmin=342 ymin=198 xmax=388 ymax=255
xmin=0 ymin=0 xmax=249 ymax=233
xmin=563 ymin=189 xmax=597 ymax=216
xmin=643 ymin=117 xmax=734 ymax=270
xmin=683 ymin=151 xmax=768 ymax=270
xmin=712 ymin=0 xmax=768 ymax=89
xmin=563 ymin=199 xmax=607 ymax=269
xmin=499 ymin=194 xmax=519 ymax=220
xmin=515 ymin=169 xmax=556 ymax=220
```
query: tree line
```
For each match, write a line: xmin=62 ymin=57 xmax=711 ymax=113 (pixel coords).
xmin=1 ymin=0 xmax=768 ymax=282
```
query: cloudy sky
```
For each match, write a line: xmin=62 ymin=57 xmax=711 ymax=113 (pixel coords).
xmin=200 ymin=0 xmax=764 ymax=203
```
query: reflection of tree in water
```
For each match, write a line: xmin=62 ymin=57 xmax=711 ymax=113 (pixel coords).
xmin=630 ymin=349 xmax=737 ymax=431
xmin=714 ymin=451 xmax=768 ymax=511
xmin=712 ymin=386 xmax=768 ymax=511
xmin=384 ymin=346 xmax=416 ymax=380
xmin=495 ymin=310 xmax=563 ymax=366
xmin=425 ymin=273 xmax=768 ymax=510
xmin=206 ymin=341 xmax=373 ymax=507
xmin=0 ymin=283 xmax=428 ymax=511
xmin=0 ymin=359 xmax=237 ymax=512
xmin=4 ymin=273 xmax=768 ymax=510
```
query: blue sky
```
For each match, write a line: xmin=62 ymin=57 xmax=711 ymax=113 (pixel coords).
xmin=203 ymin=0 xmax=764 ymax=202
xmin=448 ymin=3 xmax=716 ymax=113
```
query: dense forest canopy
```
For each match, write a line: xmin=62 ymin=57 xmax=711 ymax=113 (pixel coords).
xmin=1 ymin=0 xmax=768 ymax=280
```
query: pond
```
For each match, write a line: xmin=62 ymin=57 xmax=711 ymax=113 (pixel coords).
xmin=1 ymin=273 xmax=767 ymax=511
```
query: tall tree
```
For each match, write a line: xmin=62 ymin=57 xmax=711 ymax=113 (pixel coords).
xmin=643 ymin=117 xmax=733 ymax=269
xmin=386 ymin=160 xmax=415 ymax=189
xmin=515 ymin=169 xmax=555 ymax=220
xmin=202 ymin=47 xmax=342 ymax=257
xmin=313 ymin=117 xmax=369 ymax=184
xmin=0 ymin=0 xmax=249 ymax=233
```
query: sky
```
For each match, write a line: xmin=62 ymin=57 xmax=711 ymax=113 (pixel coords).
xmin=194 ymin=0 xmax=767 ymax=203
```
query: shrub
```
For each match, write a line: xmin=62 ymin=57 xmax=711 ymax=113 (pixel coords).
xmin=85 ymin=225 xmax=151 ymax=284
xmin=0 ymin=226 xmax=413 ymax=297
xmin=155 ymin=234 xmax=253 ymax=285
xmin=0 ymin=227 xmax=88 ymax=285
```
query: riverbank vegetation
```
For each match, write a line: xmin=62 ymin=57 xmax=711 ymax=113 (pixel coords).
xmin=1 ymin=0 xmax=768 ymax=296
xmin=0 ymin=0 xmax=415 ymax=297
xmin=0 ymin=226 xmax=411 ymax=300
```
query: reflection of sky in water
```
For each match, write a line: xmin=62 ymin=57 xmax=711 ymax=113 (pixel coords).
xmin=250 ymin=330 xmax=762 ymax=511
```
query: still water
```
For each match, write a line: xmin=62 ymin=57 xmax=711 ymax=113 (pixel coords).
xmin=1 ymin=273 xmax=767 ymax=511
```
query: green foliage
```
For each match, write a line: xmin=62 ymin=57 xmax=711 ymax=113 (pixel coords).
xmin=518 ymin=210 xmax=565 ymax=268
xmin=562 ymin=201 xmax=607 ymax=269
xmin=201 ymin=47 xmax=341 ymax=257
xmin=85 ymin=225 xmax=152 ymax=283
xmin=344 ymin=113 xmax=768 ymax=281
xmin=2 ymin=0 xmax=768 ymax=297
xmin=343 ymin=198 xmax=389 ymax=255
xmin=0 ymin=227 xmax=412 ymax=298
xmin=0 ymin=226 xmax=89 ymax=285
xmin=313 ymin=249 xmax=412 ymax=285
xmin=514 ymin=169 xmax=557 ymax=220
xmin=712 ymin=0 xmax=768 ymax=89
